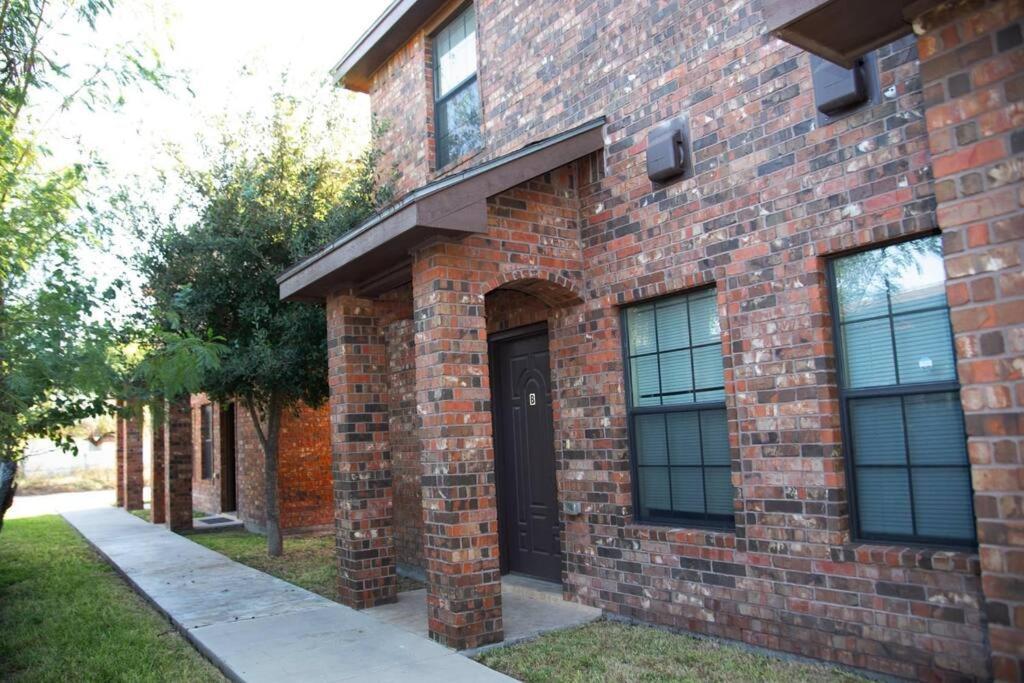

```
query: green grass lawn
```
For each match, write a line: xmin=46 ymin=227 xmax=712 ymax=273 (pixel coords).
xmin=130 ymin=508 xmax=205 ymax=522
xmin=476 ymin=621 xmax=868 ymax=683
xmin=0 ymin=515 xmax=224 ymax=682
xmin=188 ymin=529 xmax=423 ymax=601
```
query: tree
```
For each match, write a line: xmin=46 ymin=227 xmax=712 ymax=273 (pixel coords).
xmin=0 ymin=0 xmax=165 ymax=530
xmin=135 ymin=94 xmax=392 ymax=555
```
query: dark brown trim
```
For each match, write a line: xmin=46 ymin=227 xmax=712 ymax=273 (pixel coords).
xmin=278 ymin=117 xmax=606 ymax=302
xmin=332 ymin=0 xmax=452 ymax=92
xmin=764 ymin=0 xmax=941 ymax=68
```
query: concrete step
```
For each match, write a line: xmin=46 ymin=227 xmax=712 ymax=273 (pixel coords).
xmin=190 ymin=513 xmax=244 ymax=534
xmin=501 ymin=574 xmax=565 ymax=605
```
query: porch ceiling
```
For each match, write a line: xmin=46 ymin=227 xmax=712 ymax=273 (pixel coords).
xmin=277 ymin=117 xmax=607 ymax=303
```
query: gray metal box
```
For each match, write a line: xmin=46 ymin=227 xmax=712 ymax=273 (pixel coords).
xmin=646 ymin=117 xmax=689 ymax=183
xmin=812 ymin=55 xmax=867 ymax=114
xmin=810 ymin=52 xmax=880 ymax=124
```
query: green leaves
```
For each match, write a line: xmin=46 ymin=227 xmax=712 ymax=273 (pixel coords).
xmin=134 ymin=95 xmax=392 ymax=416
xmin=0 ymin=0 xmax=169 ymax=468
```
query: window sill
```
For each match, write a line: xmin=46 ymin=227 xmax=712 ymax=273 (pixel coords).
xmin=432 ymin=146 xmax=483 ymax=178
xmin=624 ymin=521 xmax=737 ymax=547
xmin=844 ymin=541 xmax=980 ymax=574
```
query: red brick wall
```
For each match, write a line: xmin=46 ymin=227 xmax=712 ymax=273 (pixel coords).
xmin=234 ymin=403 xmax=266 ymax=528
xmin=232 ymin=401 xmax=333 ymax=533
xmin=353 ymin=0 xmax=1016 ymax=674
xmin=915 ymin=1 xmax=1024 ymax=679
xmin=123 ymin=413 xmax=144 ymax=511
xmin=370 ymin=20 xmax=431 ymax=197
xmin=385 ymin=313 xmax=424 ymax=570
xmin=165 ymin=399 xmax=194 ymax=532
xmin=278 ymin=403 xmax=334 ymax=532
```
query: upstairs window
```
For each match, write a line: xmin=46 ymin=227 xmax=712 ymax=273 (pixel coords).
xmin=622 ymin=289 xmax=733 ymax=528
xmin=201 ymin=404 xmax=214 ymax=480
xmin=433 ymin=4 xmax=481 ymax=168
xmin=832 ymin=236 xmax=975 ymax=546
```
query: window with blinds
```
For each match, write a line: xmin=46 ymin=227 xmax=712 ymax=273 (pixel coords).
xmin=432 ymin=4 xmax=482 ymax=168
xmin=622 ymin=289 xmax=733 ymax=527
xmin=832 ymin=235 xmax=975 ymax=546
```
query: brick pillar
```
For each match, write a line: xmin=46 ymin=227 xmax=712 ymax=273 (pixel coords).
xmin=325 ymin=291 xmax=396 ymax=609
xmin=914 ymin=1 xmax=1024 ymax=679
xmin=150 ymin=416 xmax=167 ymax=525
xmin=164 ymin=399 xmax=194 ymax=532
xmin=123 ymin=414 xmax=144 ymax=510
xmin=413 ymin=244 xmax=503 ymax=649
xmin=115 ymin=412 xmax=125 ymax=507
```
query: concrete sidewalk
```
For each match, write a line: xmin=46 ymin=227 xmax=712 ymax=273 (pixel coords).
xmin=62 ymin=508 xmax=511 ymax=683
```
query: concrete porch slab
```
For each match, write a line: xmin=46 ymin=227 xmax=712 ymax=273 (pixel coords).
xmin=62 ymin=507 xmax=512 ymax=682
xmin=367 ymin=574 xmax=603 ymax=650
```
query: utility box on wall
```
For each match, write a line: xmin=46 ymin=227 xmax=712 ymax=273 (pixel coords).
xmin=810 ymin=52 xmax=881 ymax=125
xmin=647 ymin=116 xmax=692 ymax=183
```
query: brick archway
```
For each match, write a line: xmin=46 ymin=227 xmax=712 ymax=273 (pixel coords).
xmin=482 ymin=270 xmax=584 ymax=308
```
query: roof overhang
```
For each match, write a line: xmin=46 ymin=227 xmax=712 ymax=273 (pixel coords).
xmin=332 ymin=0 xmax=450 ymax=93
xmin=278 ymin=117 xmax=607 ymax=302
xmin=764 ymin=0 xmax=942 ymax=68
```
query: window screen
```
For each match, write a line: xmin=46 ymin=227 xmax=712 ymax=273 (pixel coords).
xmin=201 ymin=404 xmax=213 ymax=480
xmin=623 ymin=289 xmax=733 ymax=526
xmin=832 ymin=236 xmax=975 ymax=545
xmin=433 ymin=5 xmax=482 ymax=168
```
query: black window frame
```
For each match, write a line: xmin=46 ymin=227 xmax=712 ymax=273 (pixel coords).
xmin=431 ymin=2 xmax=481 ymax=169
xmin=200 ymin=404 xmax=214 ymax=480
xmin=621 ymin=287 xmax=735 ymax=530
xmin=829 ymin=234 xmax=976 ymax=549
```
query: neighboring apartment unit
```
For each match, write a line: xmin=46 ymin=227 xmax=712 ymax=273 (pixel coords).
xmin=189 ymin=395 xmax=334 ymax=535
xmin=276 ymin=0 xmax=1024 ymax=679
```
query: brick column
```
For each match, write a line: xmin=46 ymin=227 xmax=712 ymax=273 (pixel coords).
xmin=914 ymin=1 xmax=1024 ymax=679
xmin=164 ymin=399 xmax=194 ymax=532
xmin=413 ymin=244 xmax=503 ymax=649
xmin=115 ymin=412 xmax=125 ymax=507
xmin=150 ymin=416 xmax=167 ymax=525
xmin=123 ymin=414 xmax=144 ymax=511
xmin=326 ymin=291 xmax=396 ymax=609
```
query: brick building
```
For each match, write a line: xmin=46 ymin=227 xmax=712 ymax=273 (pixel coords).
xmin=188 ymin=394 xmax=334 ymax=534
xmin=274 ymin=0 xmax=1022 ymax=679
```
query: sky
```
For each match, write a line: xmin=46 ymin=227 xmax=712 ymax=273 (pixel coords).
xmin=46 ymin=0 xmax=392 ymax=171
xmin=29 ymin=0 xmax=392 ymax=304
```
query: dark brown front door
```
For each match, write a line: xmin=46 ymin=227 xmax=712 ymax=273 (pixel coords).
xmin=492 ymin=326 xmax=561 ymax=583
xmin=220 ymin=404 xmax=237 ymax=512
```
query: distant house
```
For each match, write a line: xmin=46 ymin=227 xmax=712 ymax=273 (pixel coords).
xmin=189 ymin=394 xmax=333 ymax=535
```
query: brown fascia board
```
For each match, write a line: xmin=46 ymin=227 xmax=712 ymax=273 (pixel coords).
xmin=331 ymin=0 xmax=450 ymax=93
xmin=277 ymin=116 xmax=607 ymax=302
xmin=763 ymin=0 xmax=941 ymax=68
